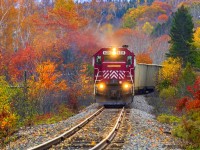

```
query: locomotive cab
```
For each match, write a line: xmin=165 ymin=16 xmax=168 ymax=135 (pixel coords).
xmin=93 ymin=46 xmax=135 ymax=106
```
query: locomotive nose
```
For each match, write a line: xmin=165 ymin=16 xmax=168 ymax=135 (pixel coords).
xmin=110 ymin=90 xmax=121 ymax=99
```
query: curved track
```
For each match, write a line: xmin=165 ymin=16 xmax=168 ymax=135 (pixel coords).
xmin=28 ymin=107 xmax=127 ymax=150
xmin=28 ymin=107 xmax=104 ymax=150
xmin=105 ymin=109 xmax=131 ymax=149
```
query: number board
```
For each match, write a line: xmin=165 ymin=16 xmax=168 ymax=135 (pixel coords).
xmin=103 ymin=51 xmax=126 ymax=55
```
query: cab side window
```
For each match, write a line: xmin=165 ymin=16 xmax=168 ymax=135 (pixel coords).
xmin=127 ymin=56 xmax=132 ymax=65
xmin=96 ymin=56 xmax=102 ymax=65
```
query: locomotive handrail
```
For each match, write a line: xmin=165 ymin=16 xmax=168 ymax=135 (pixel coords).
xmin=129 ymin=68 xmax=134 ymax=84
xmin=94 ymin=68 xmax=100 ymax=84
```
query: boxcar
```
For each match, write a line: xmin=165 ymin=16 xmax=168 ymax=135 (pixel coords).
xmin=134 ymin=63 xmax=162 ymax=94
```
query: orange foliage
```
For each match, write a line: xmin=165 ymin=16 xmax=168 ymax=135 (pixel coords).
xmin=35 ymin=60 xmax=66 ymax=91
xmin=158 ymin=14 xmax=169 ymax=23
xmin=136 ymin=52 xmax=153 ymax=64
xmin=123 ymin=1 xmax=171 ymax=28
xmin=0 ymin=107 xmax=17 ymax=132
xmin=176 ymin=77 xmax=200 ymax=111
xmin=32 ymin=3 xmax=87 ymax=63
xmin=115 ymin=28 xmax=133 ymax=37
xmin=186 ymin=100 xmax=200 ymax=111
xmin=152 ymin=1 xmax=172 ymax=14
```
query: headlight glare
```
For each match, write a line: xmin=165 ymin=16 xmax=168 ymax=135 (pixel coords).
xmin=99 ymin=83 xmax=105 ymax=89
xmin=123 ymin=83 xmax=130 ymax=90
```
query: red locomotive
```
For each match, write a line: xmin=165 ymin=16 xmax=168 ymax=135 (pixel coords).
xmin=93 ymin=45 xmax=135 ymax=105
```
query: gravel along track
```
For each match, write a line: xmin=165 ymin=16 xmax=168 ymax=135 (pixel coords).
xmin=4 ymin=96 xmax=186 ymax=150
xmin=105 ymin=109 xmax=131 ymax=150
xmin=122 ymin=96 xmax=185 ymax=150
xmin=49 ymin=108 xmax=122 ymax=150
xmin=4 ymin=104 xmax=100 ymax=150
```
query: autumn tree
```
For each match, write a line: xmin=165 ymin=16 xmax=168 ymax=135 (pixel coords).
xmin=192 ymin=27 xmax=200 ymax=68
xmin=66 ymin=63 xmax=93 ymax=109
xmin=122 ymin=1 xmax=171 ymax=28
xmin=194 ymin=27 xmax=200 ymax=48
xmin=142 ymin=22 xmax=154 ymax=35
xmin=158 ymin=57 xmax=182 ymax=90
xmin=28 ymin=60 xmax=66 ymax=113
xmin=0 ymin=0 xmax=17 ymax=52
xmin=177 ymin=63 xmax=196 ymax=98
xmin=158 ymin=14 xmax=169 ymax=24
xmin=174 ymin=76 xmax=200 ymax=147
xmin=136 ymin=52 xmax=152 ymax=64
xmin=114 ymin=29 xmax=151 ymax=55
xmin=0 ymin=77 xmax=19 ymax=142
xmin=33 ymin=0 xmax=87 ymax=63
xmin=8 ymin=46 xmax=36 ymax=82
xmin=150 ymin=35 xmax=170 ymax=64
xmin=167 ymin=5 xmax=195 ymax=67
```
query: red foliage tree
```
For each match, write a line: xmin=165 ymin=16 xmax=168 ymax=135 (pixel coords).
xmin=158 ymin=14 xmax=169 ymax=24
xmin=176 ymin=77 xmax=200 ymax=112
xmin=8 ymin=46 xmax=36 ymax=81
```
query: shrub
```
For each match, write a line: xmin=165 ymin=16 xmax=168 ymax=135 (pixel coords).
xmin=31 ymin=104 xmax=74 ymax=125
xmin=156 ymin=79 xmax=171 ymax=91
xmin=172 ymin=110 xmax=200 ymax=148
xmin=177 ymin=63 xmax=196 ymax=98
xmin=158 ymin=57 xmax=182 ymax=90
xmin=176 ymin=76 xmax=200 ymax=112
xmin=157 ymin=114 xmax=181 ymax=125
xmin=159 ymin=86 xmax=177 ymax=99
xmin=0 ymin=76 xmax=19 ymax=144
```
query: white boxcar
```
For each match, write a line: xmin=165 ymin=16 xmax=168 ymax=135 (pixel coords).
xmin=134 ymin=63 xmax=162 ymax=94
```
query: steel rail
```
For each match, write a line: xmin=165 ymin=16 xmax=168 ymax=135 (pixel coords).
xmin=28 ymin=107 xmax=104 ymax=150
xmin=90 ymin=107 xmax=125 ymax=150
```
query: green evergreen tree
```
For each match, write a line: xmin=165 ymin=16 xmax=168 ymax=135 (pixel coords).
xmin=167 ymin=5 xmax=194 ymax=66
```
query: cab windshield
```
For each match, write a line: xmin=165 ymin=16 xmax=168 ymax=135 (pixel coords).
xmin=104 ymin=55 xmax=125 ymax=62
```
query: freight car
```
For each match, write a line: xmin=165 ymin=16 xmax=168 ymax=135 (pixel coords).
xmin=135 ymin=63 xmax=161 ymax=94
xmin=93 ymin=46 xmax=161 ymax=105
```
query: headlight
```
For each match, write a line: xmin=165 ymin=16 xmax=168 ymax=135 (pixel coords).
xmin=123 ymin=83 xmax=130 ymax=90
xmin=112 ymin=48 xmax=117 ymax=55
xmin=99 ymin=83 xmax=105 ymax=90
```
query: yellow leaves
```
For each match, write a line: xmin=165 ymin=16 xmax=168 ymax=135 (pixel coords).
xmin=91 ymin=141 xmax=96 ymax=146
xmin=159 ymin=57 xmax=182 ymax=84
xmin=194 ymin=27 xmax=200 ymax=48
xmin=30 ymin=60 xmax=67 ymax=95
xmin=142 ymin=22 xmax=154 ymax=35
xmin=54 ymin=0 xmax=75 ymax=12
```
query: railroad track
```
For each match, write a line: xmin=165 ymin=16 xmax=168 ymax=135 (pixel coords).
xmin=105 ymin=109 xmax=131 ymax=149
xmin=28 ymin=107 xmax=126 ymax=150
